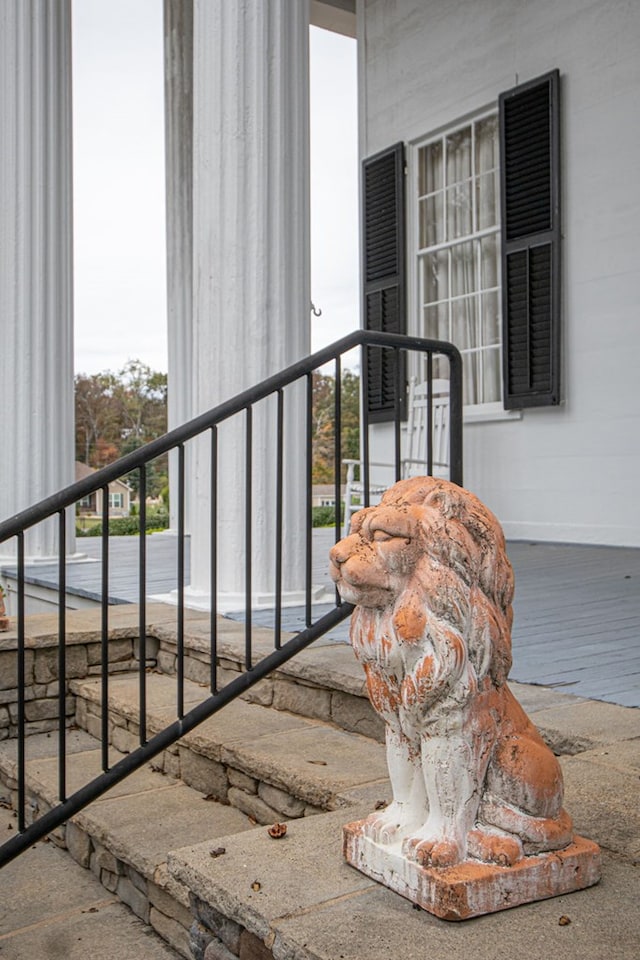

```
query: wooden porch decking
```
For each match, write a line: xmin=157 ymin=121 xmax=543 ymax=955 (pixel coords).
xmin=3 ymin=530 xmax=639 ymax=708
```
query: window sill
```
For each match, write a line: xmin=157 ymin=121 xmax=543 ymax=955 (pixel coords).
xmin=463 ymin=404 xmax=522 ymax=424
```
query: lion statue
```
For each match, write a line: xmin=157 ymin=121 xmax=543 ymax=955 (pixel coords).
xmin=329 ymin=476 xmax=573 ymax=869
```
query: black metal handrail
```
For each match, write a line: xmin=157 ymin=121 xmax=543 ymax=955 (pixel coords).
xmin=0 ymin=330 xmax=462 ymax=867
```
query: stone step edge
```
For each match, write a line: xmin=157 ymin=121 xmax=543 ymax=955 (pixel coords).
xmin=0 ymin=742 xmax=200 ymax=959
xmin=70 ymin=673 xmax=384 ymax=820
xmin=149 ymin=624 xmax=385 ymax=743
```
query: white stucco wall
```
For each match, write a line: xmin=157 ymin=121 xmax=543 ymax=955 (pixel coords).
xmin=359 ymin=0 xmax=640 ymax=545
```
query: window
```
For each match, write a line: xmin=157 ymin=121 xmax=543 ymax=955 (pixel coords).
xmin=363 ymin=70 xmax=560 ymax=415
xmin=108 ymin=492 xmax=124 ymax=509
xmin=79 ymin=495 xmax=92 ymax=508
xmin=416 ymin=114 xmax=501 ymax=409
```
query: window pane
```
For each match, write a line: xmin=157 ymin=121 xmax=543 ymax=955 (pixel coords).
xmin=423 ymin=302 xmax=449 ymax=341
xmin=481 ymin=292 xmax=501 ymax=346
xmin=476 ymin=171 xmax=499 ymax=229
xmin=480 ymin=234 xmax=499 ymax=289
xmin=451 ymin=296 xmax=477 ymax=350
xmin=450 ymin=241 xmax=476 ymax=297
xmin=446 ymin=182 xmax=472 ymax=239
xmin=419 ymin=193 xmax=444 ymax=248
xmin=418 ymin=141 xmax=443 ymax=195
xmin=462 ymin=350 xmax=480 ymax=405
xmin=446 ymin=127 xmax=471 ymax=184
xmin=475 ymin=115 xmax=498 ymax=174
xmin=481 ymin=346 xmax=501 ymax=403
xmin=421 ymin=250 xmax=448 ymax=304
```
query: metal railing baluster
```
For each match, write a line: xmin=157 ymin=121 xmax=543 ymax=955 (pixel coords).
xmin=210 ymin=430 xmax=218 ymax=693
xmin=394 ymin=348 xmax=402 ymax=480
xmin=245 ymin=407 xmax=253 ymax=671
xmin=58 ymin=510 xmax=66 ymax=802
xmin=177 ymin=445 xmax=185 ymax=717
xmin=101 ymin=485 xmax=109 ymax=771
xmin=334 ymin=357 xmax=342 ymax=604
xmin=17 ymin=533 xmax=25 ymax=832
xmin=274 ymin=389 xmax=284 ymax=649
xmin=361 ymin=346 xmax=371 ymax=507
xmin=139 ymin=466 xmax=147 ymax=744
xmin=426 ymin=353 xmax=434 ymax=475
xmin=305 ymin=373 xmax=313 ymax=628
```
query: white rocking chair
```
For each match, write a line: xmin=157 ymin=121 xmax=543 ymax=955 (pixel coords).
xmin=343 ymin=378 xmax=451 ymax=536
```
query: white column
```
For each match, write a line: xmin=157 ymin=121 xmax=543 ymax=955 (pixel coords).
xmin=188 ymin=0 xmax=310 ymax=605
xmin=164 ymin=0 xmax=193 ymax=533
xmin=0 ymin=0 xmax=75 ymax=561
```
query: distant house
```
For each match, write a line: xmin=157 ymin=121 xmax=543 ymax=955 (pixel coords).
xmin=75 ymin=462 xmax=132 ymax=518
xmin=311 ymin=485 xmax=345 ymax=509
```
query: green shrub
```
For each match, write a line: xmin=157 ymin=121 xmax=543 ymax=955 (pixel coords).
xmin=76 ymin=510 xmax=170 ymax=537
xmin=312 ymin=505 xmax=344 ymax=528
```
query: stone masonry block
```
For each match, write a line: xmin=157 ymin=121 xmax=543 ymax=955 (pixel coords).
xmin=24 ymin=696 xmax=75 ymax=722
xmin=117 ymin=874 xmax=149 ymax=923
xmin=330 ymin=690 xmax=384 ymax=741
xmin=111 ymin=724 xmax=139 ymax=754
xmin=34 ymin=645 xmax=87 ymax=683
xmin=239 ymin=930 xmax=273 ymax=960
xmin=148 ymin=881 xmax=193 ymax=929
xmin=179 ymin=747 xmax=228 ymax=799
xmin=227 ymin=768 xmax=257 ymax=794
xmin=101 ymin=868 xmax=119 ymax=893
xmin=191 ymin=897 xmax=241 ymax=955
xmin=190 ymin=920 xmax=215 ymax=960
xmin=241 ymin=679 xmax=273 ymax=707
xmin=157 ymin=650 xmax=177 ymax=675
xmin=227 ymin=787 xmax=280 ymax=825
xmin=0 ymin=650 xmax=34 ymax=689
xmin=126 ymin=863 xmax=148 ymax=895
xmin=150 ymin=907 xmax=192 ymax=959
xmin=184 ymin=656 xmax=211 ymax=687
xmin=66 ymin=821 xmax=91 ymax=868
xmin=90 ymin=838 xmax=121 ymax=876
xmin=204 ymin=938 xmax=238 ymax=960
xmin=272 ymin=679 xmax=331 ymax=722
xmin=257 ymin=783 xmax=305 ymax=819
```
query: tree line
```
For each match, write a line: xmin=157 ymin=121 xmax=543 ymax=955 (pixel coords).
xmin=75 ymin=362 xmax=360 ymax=499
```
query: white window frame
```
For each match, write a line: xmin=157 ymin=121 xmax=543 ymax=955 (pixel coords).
xmin=108 ymin=492 xmax=124 ymax=509
xmin=409 ymin=110 xmax=521 ymax=423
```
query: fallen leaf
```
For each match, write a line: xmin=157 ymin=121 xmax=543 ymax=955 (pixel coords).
xmin=375 ymin=800 xmax=388 ymax=810
xmin=558 ymin=915 xmax=571 ymax=926
xmin=267 ymin=823 xmax=287 ymax=839
xmin=209 ymin=846 xmax=226 ymax=858
xmin=247 ymin=816 xmax=257 ymax=825
xmin=307 ymin=759 xmax=327 ymax=766
xmin=251 ymin=880 xmax=262 ymax=892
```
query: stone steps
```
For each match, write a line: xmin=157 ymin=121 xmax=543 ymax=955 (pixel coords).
xmin=0 ymin=662 xmax=393 ymax=960
xmin=70 ymin=671 xmax=390 ymax=823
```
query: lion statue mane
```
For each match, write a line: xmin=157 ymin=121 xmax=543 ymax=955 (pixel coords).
xmin=329 ymin=476 xmax=573 ymax=868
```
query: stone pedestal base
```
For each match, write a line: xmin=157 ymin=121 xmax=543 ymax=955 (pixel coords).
xmin=343 ymin=820 xmax=601 ymax=921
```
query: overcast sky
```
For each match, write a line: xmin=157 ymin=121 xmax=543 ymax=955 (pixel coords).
xmin=72 ymin=1 xmax=359 ymax=375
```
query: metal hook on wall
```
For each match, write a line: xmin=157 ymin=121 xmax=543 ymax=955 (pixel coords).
xmin=310 ymin=301 xmax=322 ymax=318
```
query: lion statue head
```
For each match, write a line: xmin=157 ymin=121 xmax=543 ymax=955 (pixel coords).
xmin=329 ymin=475 xmax=515 ymax=690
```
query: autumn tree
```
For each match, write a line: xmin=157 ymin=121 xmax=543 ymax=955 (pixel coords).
xmin=75 ymin=361 xmax=168 ymax=497
xmin=311 ymin=370 xmax=360 ymax=483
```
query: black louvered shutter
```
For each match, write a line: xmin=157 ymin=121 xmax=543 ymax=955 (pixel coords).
xmin=362 ymin=143 xmax=406 ymax=421
xmin=500 ymin=70 xmax=561 ymax=409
